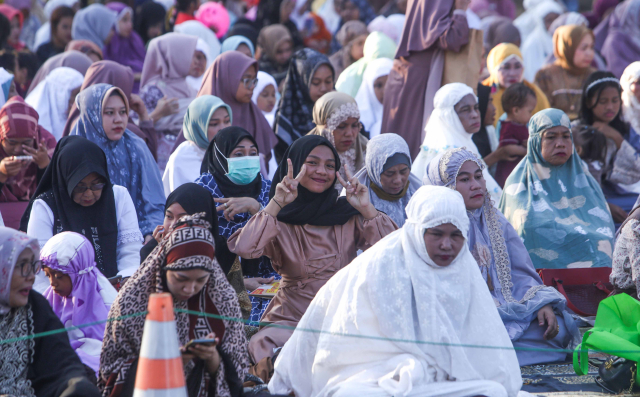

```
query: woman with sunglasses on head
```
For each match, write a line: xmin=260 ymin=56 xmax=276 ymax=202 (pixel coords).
xmin=0 ymin=227 xmax=101 ymax=396
xmin=21 ymin=136 xmax=144 ymax=288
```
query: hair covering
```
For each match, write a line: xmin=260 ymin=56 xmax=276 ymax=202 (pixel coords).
xmin=412 ymin=83 xmax=502 ymax=203
xmin=520 ymin=1 xmax=565 ymax=82
xmin=41 ymin=231 xmax=117 ymax=374
xmin=583 ymin=0 xmax=618 ymax=28
xmin=351 ymin=133 xmax=421 ymax=227
xmin=483 ymin=43 xmax=551 ymax=127
xmin=65 ymin=40 xmax=104 ymax=60
xmin=70 ymin=84 xmax=164 ymax=236
xmin=599 ymin=0 xmax=640 ymax=78
xmin=514 ymin=0 xmax=563 ymax=42
xmin=33 ymin=0 xmax=79 ymax=50
xmin=25 ymin=66 xmax=84 ymax=141
xmin=258 ymin=24 xmax=292 ymax=63
xmin=395 ymin=0 xmax=457 ymax=59
xmin=553 ymin=24 xmax=594 ymax=74
xmin=336 ymin=32 xmax=396 ymax=97
xmin=367 ymin=15 xmax=398 ymax=44
xmin=27 ymin=51 xmax=92 ymax=96
xmin=62 ymin=60 xmax=159 ymax=158
xmin=19 ymin=136 xmax=122 ymax=277
xmin=0 ymin=227 xmax=40 ymax=315
xmin=196 ymin=51 xmax=277 ymax=162
xmin=269 ymin=185 xmax=523 ymax=397
xmin=354 ymin=57 xmax=392 ymax=138
xmin=226 ymin=18 xmax=259 ymax=48
xmin=71 ymin=4 xmax=117 ymax=47
xmin=174 ymin=20 xmax=222 ymax=67
xmin=103 ymin=2 xmax=146 ymax=87
xmin=252 ymin=71 xmax=277 ymax=128
xmin=182 ymin=95 xmax=231 ymax=149
xmin=308 ymin=91 xmax=366 ymax=189
xmin=275 ymin=48 xmax=334 ymax=145
xmin=195 ymin=1 xmax=230 ymax=39
xmin=220 ymin=35 xmax=255 ymax=57
xmin=99 ymin=214 xmax=248 ymax=397
xmin=301 ymin=13 xmax=332 ymax=53
xmin=548 ymin=11 xmax=588 ymax=34
xmin=0 ymin=68 xmax=13 ymax=108
xmin=0 ymin=4 xmax=22 ymax=29
xmin=499 ymin=108 xmax=614 ymax=269
xmin=470 ymin=0 xmax=516 ymax=19
xmin=423 ymin=147 xmax=580 ymax=361
xmin=140 ymin=32 xmax=198 ymax=99
xmin=482 ymin=16 xmax=521 ymax=51
xmin=0 ymin=97 xmax=56 ymax=202
xmin=134 ymin=1 xmax=166 ymax=44
xmin=328 ymin=20 xmax=368 ymax=77
xmin=622 ymin=62 xmax=640 ymax=136
xmin=269 ymin=134 xmax=360 ymax=226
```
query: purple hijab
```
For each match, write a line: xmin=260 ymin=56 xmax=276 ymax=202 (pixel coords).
xmin=41 ymin=232 xmax=116 ymax=374
xmin=597 ymin=0 xmax=640 ymax=78
xmin=103 ymin=2 xmax=146 ymax=92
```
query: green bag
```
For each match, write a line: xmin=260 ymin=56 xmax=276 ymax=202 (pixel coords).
xmin=573 ymin=293 xmax=640 ymax=385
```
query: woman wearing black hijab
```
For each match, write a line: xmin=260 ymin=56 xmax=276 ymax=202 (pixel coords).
xmin=20 ymin=136 xmax=143 ymax=284
xmin=196 ymin=126 xmax=274 ymax=324
xmin=228 ymin=134 xmax=397 ymax=364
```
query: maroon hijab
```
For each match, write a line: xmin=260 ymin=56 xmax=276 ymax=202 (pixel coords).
xmin=62 ymin=61 xmax=158 ymax=158
xmin=396 ymin=0 xmax=456 ymax=59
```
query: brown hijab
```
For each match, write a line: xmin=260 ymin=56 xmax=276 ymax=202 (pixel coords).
xmin=554 ymin=24 xmax=595 ymax=74
xmin=258 ymin=24 xmax=292 ymax=62
xmin=396 ymin=0 xmax=456 ymax=59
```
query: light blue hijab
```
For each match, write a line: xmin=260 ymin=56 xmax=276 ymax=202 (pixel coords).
xmin=183 ymin=95 xmax=232 ymax=149
xmin=221 ymin=35 xmax=255 ymax=57
xmin=70 ymin=83 xmax=165 ymax=236
xmin=499 ymin=109 xmax=615 ymax=269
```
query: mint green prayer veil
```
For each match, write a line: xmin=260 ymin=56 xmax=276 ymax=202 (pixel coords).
xmin=498 ymin=108 xmax=615 ymax=269
xmin=183 ymin=95 xmax=232 ymax=149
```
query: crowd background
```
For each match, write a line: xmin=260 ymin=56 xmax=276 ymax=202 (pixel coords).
xmin=2 ymin=0 xmax=640 ymax=395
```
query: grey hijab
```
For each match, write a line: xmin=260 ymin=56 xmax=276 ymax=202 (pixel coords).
xmin=71 ymin=4 xmax=117 ymax=47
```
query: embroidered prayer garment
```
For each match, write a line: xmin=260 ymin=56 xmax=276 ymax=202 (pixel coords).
xmin=412 ymin=83 xmax=502 ymax=204
xmin=535 ymin=25 xmax=597 ymax=120
xmin=71 ymin=4 xmax=117 ymax=47
xmin=99 ymin=214 xmax=249 ymax=397
xmin=354 ymin=57 xmax=393 ymax=138
xmin=25 ymin=66 xmax=84 ymax=141
xmin=268 ymin=186 xmax=522 ymax=397
xmin=307 ymin=91 xmax=367 ymax=191
xmin=0 ymin=97 xmax=56 ymax=202
xmin=610 ymin=216 xmax=640 ymax=299
xmin=350 ymin=133 xmax=421 ymax=227
xmin=228 ymin=135 xmax=396 ymax=363
xmin=275 ymin=48 xmax=334 ymax=146
xmin=252 ymin=71 xmax=277 ymax=128
xmin=424 ymin=148 xmax=580 ymax=366
xmin=499 ymin=109 xmax=615 ymax=269
xmin=483 ymin=43 xmax=551 ymax=127
xmin=622 ymin=62 xmax=640 ymax=137
xmin=163 ymin=95 xmax=232 ymax=195
xmin=598 ymin=0 xmax=640 ymax=79
xmin=26 ymin=50 xmax=92 ymax=96
xmin=0 ymin=228 xmax=102 ymax=397
xmin=41 ymin=232 xmax=117 ymax=375
xmin=70 ymin=84 xmax=164 ymax=237
xmin=335 ymin=32 xmax=396 ymax=98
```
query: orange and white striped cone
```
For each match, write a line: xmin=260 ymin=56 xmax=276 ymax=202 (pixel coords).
xmin=133 ymin=293 xmax=188 ymax=397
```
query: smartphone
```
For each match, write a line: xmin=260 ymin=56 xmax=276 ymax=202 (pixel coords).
xmin=12 ymin=155 xmax=32 ymax=161
xmin=184 ymin=338 xmax=217 ymax=350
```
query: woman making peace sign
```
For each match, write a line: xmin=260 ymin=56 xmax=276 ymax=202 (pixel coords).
xmin=228 ymin=134 xmax=397 ymax=365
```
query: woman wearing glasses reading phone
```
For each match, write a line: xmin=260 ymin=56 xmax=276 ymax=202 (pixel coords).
xmin=21 ymin=136 xmax=144 ymax=290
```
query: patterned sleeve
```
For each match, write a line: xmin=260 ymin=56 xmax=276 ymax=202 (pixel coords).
xmin=139 ymin=84 xmax=164 ymax=115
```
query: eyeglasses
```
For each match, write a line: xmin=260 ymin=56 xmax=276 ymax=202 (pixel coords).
xmin=241 ymin=78 xmax=259 ymax=89
xmin=18 ymin=260 xmax=41 ymax=277
xmin=72 ymin=183 xmax=106 ymax=194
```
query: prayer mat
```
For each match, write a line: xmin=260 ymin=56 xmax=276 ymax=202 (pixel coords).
xmin=521 ymin=361 xmax=608 ymax=394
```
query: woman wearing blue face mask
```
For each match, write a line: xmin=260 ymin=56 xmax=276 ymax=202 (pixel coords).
xmin=196 ymin=126 xmax=277 ymax=326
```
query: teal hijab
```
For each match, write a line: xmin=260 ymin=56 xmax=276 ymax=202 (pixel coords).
xmin=220 ymin=35 xmax=255 ymax=57
xmin=499 ymin=109 xmax=615 ymax=269
xmin=183 ymin=95 xmax=232 ymax=149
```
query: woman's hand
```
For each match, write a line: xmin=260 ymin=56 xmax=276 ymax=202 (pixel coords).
xmin=0 ymin=156 xmax=27 ymax=182
xmin=274 ymin=159 xmax=306 ymax=206
xmin=180 ymin=333 xmax=221 ymax=375
xmin=150 ymin=96 xmax=179 ymax=122
xmin=129 ymin=94 xmax=150 ymax=122
xmin=608 ymin=202 xmax=628 ymax=223
xmin=21 ymin=140 xmax=50 ymax=169
xmin=244 ymin=276 xmax=275 ymax=292
xmin=537 ymin=304 xmax=559 ymax=340
xmin=337 ymin=166 xmax=378 ymax=220
xmin=593 ymin=121 xmax=624 ymax=149
xmin=215 ymin=197 xmax=261 ymax=221
xmin=152 ymin=225 xmax=166 ymax=243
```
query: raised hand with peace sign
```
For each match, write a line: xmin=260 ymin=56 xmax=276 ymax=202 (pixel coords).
xmin=266 ymin=159 xmax=307 ymax=215
xmin=337 ymin=165 xmax=378 ymax=220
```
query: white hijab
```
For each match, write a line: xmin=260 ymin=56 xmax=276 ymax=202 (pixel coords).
xmin=25 ymin=66 xmax=84 ymax=141
xmin=412 ymin=83 xmax=502 ymax=203
xmin=354 ymin=57 xmax=393 ymax=138
xmin=520 ymin=0 xmax=565 ymax=82
xmin=252 ymin=71 xmax=277 ymax=128
xmin=514 ymin=0 xmax=564 ymax=42
xmin=622 ymin=62 xmax=640 ymax=135
xmin=269 ymin=186 xmax=523 ymax=397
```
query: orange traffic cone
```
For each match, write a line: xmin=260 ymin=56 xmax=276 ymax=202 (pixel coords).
xmin=133 ymin=293 xmax=188 ymax=397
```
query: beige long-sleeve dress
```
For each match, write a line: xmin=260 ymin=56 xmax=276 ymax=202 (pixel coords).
xmin=227 ymin=210 xmax=397 ymax=363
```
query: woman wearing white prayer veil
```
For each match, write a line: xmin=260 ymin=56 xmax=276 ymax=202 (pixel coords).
xmin=520 ymin=0 xmax=565 ymax=82
xmin=354 ymin=57 xmax=393 ymax=138
xmin=412 ymin=83 xmax=502 ymax=203
xmin=268 ymin=185 xmax=523 ymax=397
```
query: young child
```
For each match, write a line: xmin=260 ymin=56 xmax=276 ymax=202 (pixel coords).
xmin=495 ymin=83 xmax=537 ymax=187
xmin=41 ymin=231 xmax=117 ymax=377
xmin=252 ymin=71 xmax=278 ymax=128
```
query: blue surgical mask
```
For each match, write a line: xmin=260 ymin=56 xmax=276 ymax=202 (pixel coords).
xmin=215 ymin=144 xmax=261 ymax=185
